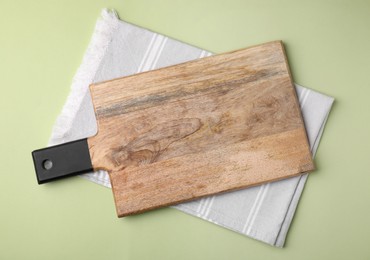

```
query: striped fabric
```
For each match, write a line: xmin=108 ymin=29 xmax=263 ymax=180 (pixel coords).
xmin=49 ymin=9 xmax=334 ymax=247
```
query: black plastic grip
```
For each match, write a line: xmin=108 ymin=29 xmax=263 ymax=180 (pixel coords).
xmin=32 ymin=138 xmax=93 ymax=184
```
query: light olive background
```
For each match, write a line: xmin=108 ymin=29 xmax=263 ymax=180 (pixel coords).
xmin=1 ymin=0 xmax=369 ymax=259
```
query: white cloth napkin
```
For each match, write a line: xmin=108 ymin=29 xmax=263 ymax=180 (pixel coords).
xmin=49 ymin=9 xmax=334 ymax=247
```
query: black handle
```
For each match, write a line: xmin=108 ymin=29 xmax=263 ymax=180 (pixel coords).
xmin=32 ymin=138 xmax=93 ymax=184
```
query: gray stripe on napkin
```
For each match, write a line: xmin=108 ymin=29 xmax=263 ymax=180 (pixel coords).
xmin=49 ymin=9 xmax=334 ymax=247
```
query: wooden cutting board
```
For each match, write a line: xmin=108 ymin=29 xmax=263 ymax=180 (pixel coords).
xmin=32 ymin=41 xmax=314 ymax=217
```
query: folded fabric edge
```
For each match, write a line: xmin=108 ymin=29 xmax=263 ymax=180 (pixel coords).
xmin=48 ymin=9 xmax=120 ymax=146
xmin=311 ymin=99 xmax=335 ymax=155
xmin=274 ymin=103 xmax=334 ymax=247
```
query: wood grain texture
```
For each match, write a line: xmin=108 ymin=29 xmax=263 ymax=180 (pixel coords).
xmin=87 ymin=41 xmax=314 ymax=217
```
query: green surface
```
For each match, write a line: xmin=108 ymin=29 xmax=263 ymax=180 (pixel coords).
xmin=1 ymin=0 xmax=369 ymax=259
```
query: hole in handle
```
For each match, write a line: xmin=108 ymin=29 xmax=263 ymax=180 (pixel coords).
xmin=42 ymin=159 xmax=53 ymax=170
